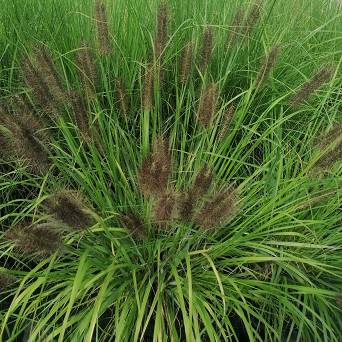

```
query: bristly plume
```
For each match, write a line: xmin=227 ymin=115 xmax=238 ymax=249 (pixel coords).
xmin=191 ymin=165 xmax=213 ymax=199
xmin=4 ymin=224 xmax=62 ymax=257
xmin=34 ymin=45 xmax=66 ymax=107
xmin=245 ymin=0 xmax=263 ymax=36
xmin=314 ymin=123 xmax=342 ymax=150
xmin=20 ymin=58 xmax=55 ymax=113
xmin=153 ymin=192 xmax=176 ymax=228
xmin=218 ymin=104 xmax=235 ymax=141
xmin=137 ymin=135 xmax=171 ymax=197
xmin=200 ymin=26 xmax=214 ymax=72
xmin=179 ymin=165 xmax=213 ymax=222
xmin=75 ymin=43 xmax=97 ymax=98
xmin=195 ymin=186 xmax=238 ymax=230
xmin=0 ymin=273 xmax=16 ymax=290
xmin=115 ymin=78 xmax=129 ymax=118
xmin=154 ymin=1 xmax=168 ymax=60
xmin=256 ymin=45 xmax=280 ymax=85
xmin=142 ymin=64 xmax=154 ymax=111
xmin=197 ymin=83 xmax=219 ymax=128
xmin=0 ymin=107 xmax=50 ymax=174
xmin=289 ymin=66 xmax=334 ymax=108
xmin=70 ymin=91 xmax=91 ymax=140
xmin=95 ymin=0 xmax=111 ymax=55
xmin=45 ymin=190 xmax=94 ymax=230
xmin=314 ymin=140 xmax=342 ymax=172
xmin=180 ymin=41 xmax=193 ymax=84
xmin=227 ymin=7 xmax=243 ymax=45
xmin=119 ymin=212 xmax=146 ymax=240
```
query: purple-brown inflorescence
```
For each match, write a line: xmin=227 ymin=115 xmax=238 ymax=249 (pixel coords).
xmin=314 ymin=140 xmax=342 ymax=172
xmin=142 ymin=63 xmax=154 ymax=111
xmin=0 ymin=273 xmax=16 ymax=290
xmin=218 ymin=104 xmax=235 ymax=141
xmin=200 ymin=26 xmax=214 ymax=72
xmin=70 ymin=91 xmax=91 ymax=140
xmin=119 ymin=212 xmax=146 ymax=240
xmin=153 ymin=192 xmax=176 ymax=228
xmin=179 ymin=165 xmax=213 ymax=222
xmin=195 ymin=186 xmax=238 ymax=230
xmin=227 ymin=7 xmax=244 ymax=45
xmin=5 ymin=223 xmax=62 ymax=257
xmin=289 ymin=66 xmax=334 ymax=108
xmin=46 ymin=190 xmax=94 ymax=230
xmin=137 ymin=136 xmax=171 ymax=197
xmin=75 ymin=43 xmax=98 ymax=98
xmin=244 ymin=0 xmax=263 ymax=36
xmin=180 ymin=41 xmax=193 ymax=84
xmin=0 ymin=106 xmax=50 ymax=174
xmin=197 ymin=83 xmax=219 ymax=128
xmin=154 ymin=1 xmax=168 ymax=60
xmin=256 ymin=45 xmax=280 ymax=85
xmin=314 ymin=123 xmax=342 ymax=150
xmin=115 ymin=78 xmax=129 ymax=118
xmin=95 ymin=0 xmax=111 ymax=55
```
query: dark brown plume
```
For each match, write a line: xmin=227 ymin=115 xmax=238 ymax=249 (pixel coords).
xmin=200 ymin=26 xmax=214 ymax=72
xmin=180 ymin=41 xmax=193 ymax=84
xmin=197 ymin=83 xmax=219 ymax=128
xmin=120 ymin=212 xmax=146 ymax=240
xmin=154 ymin=1 xmax=168 ymax=60
xmin=95 ymin=0 xmax=111 ymax=55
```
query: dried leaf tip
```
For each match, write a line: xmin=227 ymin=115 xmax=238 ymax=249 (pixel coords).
xmin=200 ymin=26 xmax=214 ymax=72
xmin=155 ymin=1 xmax=168 ymax=60
xmin=289 ymin=66 xmax=334 ymax=108
xmin=137 ymin=136 xmax=171 ymax=197
xmin=195 ymin=186 xmax=238 ymax=230
xmin=256 ymin=45 xmax=280 ymax=85
xmin=180 ymin=41 xmax=193 ymax=84
xmin=95 ymin=0 xmax=111 ymax=55
xmin=120 ymin=212 xmax=146 ymax=240
xmin=46 ymin=190 xmax=94 ymax=230
xmin=197 ymin=83 xmax=219 ymax=128
xmin=5 ymin=223 xmax=62 ymax=257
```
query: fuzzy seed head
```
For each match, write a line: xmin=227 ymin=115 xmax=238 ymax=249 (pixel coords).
xmin=191 ymin=165 xmax=213 ymax=199
xmin=218 ymin=104 xmax=235 ymax=141
xmin=180 ymin=41 xmax=193 ymax=84
xmin=142 ymin=64 xmax=154 ymax=111
xmin=200 ymin=26 xmax=214 ymax=72
xmin=137 ymin=136 xmax=171 ymax=196
xmin=120 ymin=212 xmax=146 ymax=240
xmin=153 ymin=192 xmax=176 ymax=228
xmin=0 ymin=273 xmax=16 ymax=290
xmin=196 ymin=186 xmax=238 ymax=230
xmin=70 ymin=91 xmax=91 ymax=140
xmin=116 ymin=78 xmax=129 ymax=118
xmin=227 ymin=7 xmax=243 ymax=45
xmin=5 ymin=224 xmax=62 ymax=257
xmin=245 ymin=0 xmax=263 ymax=36
xmin=75 ymin=44 xmax=97 ymax=98
xmin=256 ymin=45 xmax=280 ymax=85
xmin=95 ymin=0 xmax=111 ymax=55
xmin=197 ymin=83 xmax=219 ymax=128
xmin=46 ymin=190 xmax=94 ymax=230
xmin=289 ymin=66 xmax=334 ymax=108
xmin=155 ymin=1 xmax=168 ymax=60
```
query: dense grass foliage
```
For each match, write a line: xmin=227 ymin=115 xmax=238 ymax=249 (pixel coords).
xmin=0 ymin=0 xmax=341 ymax=341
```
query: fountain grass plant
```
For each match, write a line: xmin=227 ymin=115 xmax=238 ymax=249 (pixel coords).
xmin=0 ymin=0 xmax=341 ymax=340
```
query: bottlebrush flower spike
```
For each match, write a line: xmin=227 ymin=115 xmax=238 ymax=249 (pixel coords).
xmin=195 ymin=186 xmax=238 ymax=230
xmin=289 ymin=66 xmax=334 ymax=108
xmin=70 ymin=91 xmax=91 ymax=140
xmin=115 ymin=78 xmax=129 ymax=118
xmin=75 ymin=43 xmax=98 ymax=98
xmin=4 ymin=223 xmax=62 ymax=257
xmin=119 ymin=212 xmax=146 ymax=240
xmin=180 ymin=41 xmax=193 ymax=84
xmin=218 ymin=104 xmax=235 ymax=140
xmin=256 ymin=45 xmax=280 ymax=85
xmin=95 ymin=0 xmax=111 ymax=55
xmin=200 ymin=26 xmax=214 ymax=72
xmin=153 ymin=192 xmax=176 ymax=228
xmin=137 ymin=136 xmax=171 ymax=197
xmin=142 ymin=63 xmax=154 ymax=111
xmin=227 ymin=7 xmax=243 ymax=45
xmin=0 ymin=273 xmax=16 ymax=290
xmin=46 ymin=190 xmax=94 ymax=230
xmin=197 ymin=83 xmax=219 ymax=128
xmin=245 ymin=0 xmax=263 ymax=36
xmin=154 ymin=1 xmax=168 ymax=60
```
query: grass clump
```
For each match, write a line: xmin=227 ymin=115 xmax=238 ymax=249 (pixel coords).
xmin=0 ymin=0 xmax=341 ymax=341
